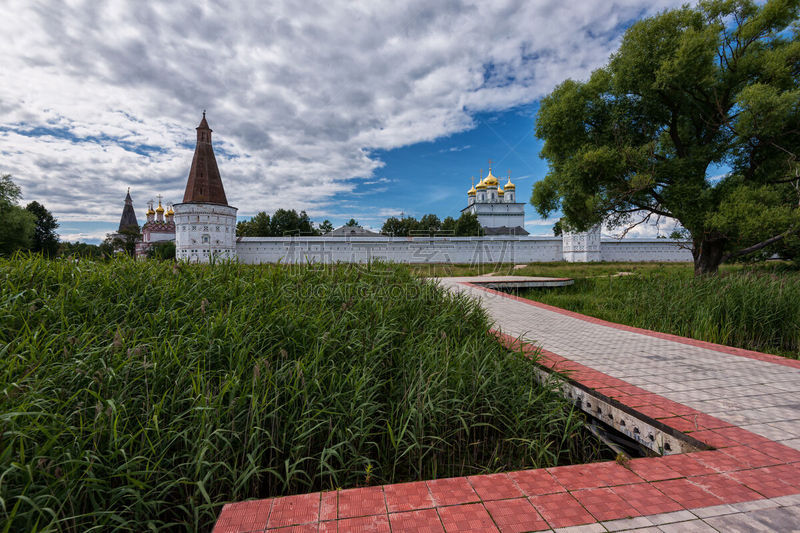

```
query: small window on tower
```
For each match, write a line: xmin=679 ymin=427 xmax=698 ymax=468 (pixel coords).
xmin=202 ymin=234 xmax=210 ymax=244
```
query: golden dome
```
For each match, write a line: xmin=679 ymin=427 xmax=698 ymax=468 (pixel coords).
xmin=504 ymin=177 xmax=515 ymax=190
xmin=166 ymin=205 xmax=175 ymax=216
xmin=146 ymin=206 xmax=155 ymax=216
xmin=483 ymin=169 xmax=499 ymax=187
xmin=498 ymin=188 xmax=505 ymax=196
xmin=468 ymin=178 xmax=477 ymax=196
xmin=475 ymin=179 xmax=487 ymax=190
xmin=156 ymin=200 xmax=165 ymax=213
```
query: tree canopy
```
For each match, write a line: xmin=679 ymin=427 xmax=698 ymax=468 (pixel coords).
xmin=381 ymin=212 xmax=481 ymax=236
xmin=531 ymin=0 xmax=800 ymax=274
xmin=104 ymin=225 xmax=141 ymax=258
xmin=26 ymin=201 xmax=60 ymax=257
xmin=0 ymin=174 xmax=36 ymax=255
xmin=236 ymin=209 xmax=318 ymax=236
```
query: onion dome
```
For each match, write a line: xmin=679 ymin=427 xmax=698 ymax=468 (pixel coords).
xmin=498 ymin=188 xmax=505 ymax=196
xmin=504 ymin=177 xmax=515 ymax=190
xmin=146 ymin=205 xmax=155 ymax=216
xmin=483 ymin=169 xmax=499 ymax=187
xmin=166 ymin=205 xmax=175 ymax=216
xmin=475 ymin=179 xmax=487 ymax=190
xmin=468 ymin=178 xmax=477 ymax=196
xmin=156 ymin=199 xmax=165 ymax=213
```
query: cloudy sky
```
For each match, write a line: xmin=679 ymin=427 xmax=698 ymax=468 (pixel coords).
xmin=1 ymin=0 xmax=687 ymax=242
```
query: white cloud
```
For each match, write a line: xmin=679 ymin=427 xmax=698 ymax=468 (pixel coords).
xmin=60 ymin=230 xmax=112 ymax=243
xmin=602 ymin=212 xmax=685 ymax=239
xmin=0 ymin=0 xmax=683 ymax=232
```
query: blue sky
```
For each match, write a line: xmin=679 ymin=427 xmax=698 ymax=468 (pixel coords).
xmin=1 ymin=0 xmax=688 ymax=243
xmin=335 ymin=104 xmax=556 ymax=233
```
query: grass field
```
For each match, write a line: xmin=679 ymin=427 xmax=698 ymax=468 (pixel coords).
xmin=494 ymin=262 xmax=800 ymax=360
xmin=408 ymin=260 xmax=695 ymax=279
xmin=0 ymin=256 xmax=605 ymax=532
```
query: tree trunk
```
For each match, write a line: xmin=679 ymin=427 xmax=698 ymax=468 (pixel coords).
xmin=693 ymin=237 xmax=726 ymax=275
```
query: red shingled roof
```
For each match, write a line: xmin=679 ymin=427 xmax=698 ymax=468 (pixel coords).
xmin=182 ymin=113 xmax=228 ymax=205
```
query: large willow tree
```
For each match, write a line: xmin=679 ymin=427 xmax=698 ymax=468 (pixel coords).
xmin=532 ymin=0 xmax=800 ymax=274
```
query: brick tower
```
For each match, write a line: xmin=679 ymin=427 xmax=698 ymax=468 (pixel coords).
xmin=173 ymin=113 xmax=238 ymax=262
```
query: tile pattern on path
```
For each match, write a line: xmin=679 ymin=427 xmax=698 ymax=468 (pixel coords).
xmin=214 ymin=278 xmax=800 ymax=532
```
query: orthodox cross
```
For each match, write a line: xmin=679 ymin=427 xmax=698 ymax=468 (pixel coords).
xmin=487 ymin=159 xmax=494 ymax=171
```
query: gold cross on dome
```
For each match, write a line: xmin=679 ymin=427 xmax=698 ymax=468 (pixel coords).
xmin=487 ymin=159 xmax=494 ymax=170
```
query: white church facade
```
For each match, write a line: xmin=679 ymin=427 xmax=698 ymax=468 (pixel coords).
xmin=462 ymin=167 xmax=527 ymax=234
xmin=156 ymin=115 xmax=692 ymax=264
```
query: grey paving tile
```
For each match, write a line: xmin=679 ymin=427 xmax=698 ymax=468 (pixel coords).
xmin=602 ymin=517 xmax=654 ymax=531
xmin=692 ymin=504 xmax=740 ymax=519
xmin=732 ymin=499 xmax=781 ymax=512
xmin=553 ymin=524 xmax=606 ymax=533
xmin=746 ymin=505 xmax=800 ymax=531
xmin=704 ymin=512 xmax=773 ymax=532
xmin=770 ymin=494 xmax=800 ymax=506
xmin=645 ymin=511 xmax=696 ymax=525
xmin=658 ymin=520 xmax=719 ymax=532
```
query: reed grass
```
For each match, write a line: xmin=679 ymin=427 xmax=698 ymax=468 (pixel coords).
xmin=521 ymin=267 xmax=800 ymax=359
xmin=0 ymin=256 xmax=602 ymax=532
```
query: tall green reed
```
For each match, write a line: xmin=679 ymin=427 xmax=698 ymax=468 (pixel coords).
xmin=523 ymin=268 xmax=800 ymax=359
xmin=1 ymin=256 xmax=601 ymax=532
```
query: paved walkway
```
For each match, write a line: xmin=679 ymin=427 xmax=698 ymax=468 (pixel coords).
xmin=214 ymin=278 xmax=800 ymax=532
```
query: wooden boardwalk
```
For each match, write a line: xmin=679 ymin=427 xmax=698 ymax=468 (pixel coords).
xmin=214 ymin=278 xmax=800 ymax=532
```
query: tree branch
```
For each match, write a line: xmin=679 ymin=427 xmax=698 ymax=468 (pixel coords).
xmin=722 ymin=230 xmax=796 ymax=262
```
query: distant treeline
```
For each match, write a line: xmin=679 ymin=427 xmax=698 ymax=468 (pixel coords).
xmin=381 ymin=212 xmax=482 ymax=236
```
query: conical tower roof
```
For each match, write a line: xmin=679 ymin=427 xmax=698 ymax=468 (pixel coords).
xmin=182 ymin=112 xmax=228 ymax=205
xmin=118 ymin=188 xmax=139 ymax=231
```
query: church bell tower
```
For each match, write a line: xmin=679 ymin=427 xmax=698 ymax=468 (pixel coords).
xmin=173 ymin=112 xmax=238 ymax=262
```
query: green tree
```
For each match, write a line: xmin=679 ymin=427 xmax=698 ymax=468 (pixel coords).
xmin=271 ymin=209 xmax=315 ymax=235
xmin=25 ymin=201 xmax=59 ymax=257
xmin=58 ymin=241 xmax=102 ymax=259
xmin=382 ymin=216 xmax=420 ymax=236
xmin=440 ymin=216 xmax=456 ymax=234
xmin=147 ymin=241 xmax=176 ymax=260
xmin=104 ymin=225 xmax=141 ymax=258
xmin=345 ymin=218 xmax=359 ymax=227
xmin=237 ymin=211 xmax=272 ymax=236
xmin=381 ymin=216 xmax=402 ymax=236
xmin=531 ymin=0 xmax=800 ymax=275
xmin=418 ymin=214 xmax=442 ymax=235
xmin=0 ymin=174 xmax=35 ymax=255
xmin=454 ymin=212 xmax=483 ymax=236
xmin=319 ymin=219 xmax=334 ymax=234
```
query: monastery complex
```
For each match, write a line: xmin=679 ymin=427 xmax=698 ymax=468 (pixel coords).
xmin=118 ymin=115 xmax=692 ymax=264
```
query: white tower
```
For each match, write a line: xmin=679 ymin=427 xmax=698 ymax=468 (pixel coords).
xmin=562 ymin=225 xmax=602 ymax=262
xmin=483 ymin=163 xmax=500 ymax=203
xmin=475 ymin=170 xmax=487 ymax=203
xmin=467 ymin=178 xmax=476 ymax=206
xmin=504 ymin=172 xmax=516 ymax=203
xmin=173 ymin=113 xmax=238 ymax=263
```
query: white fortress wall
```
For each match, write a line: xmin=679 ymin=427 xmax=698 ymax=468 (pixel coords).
xmin=600 ymin=239 xmax=693 ymax=262
xmin=234 ymin=235 xmax=692 ymax=264
xmin=236 ymin=236 xmax=564 ymax=264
